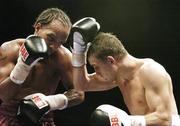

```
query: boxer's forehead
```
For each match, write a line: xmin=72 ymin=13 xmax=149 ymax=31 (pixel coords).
xmin=43 ymin=20 xmax=70 ymax=42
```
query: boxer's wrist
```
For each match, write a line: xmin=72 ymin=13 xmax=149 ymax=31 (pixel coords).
xmin=10 ymin=57 xmax=31 ymax=84
xmin=72 ymin=51 xmax=86 ymax=67
xmin=46 ymin=94 xmax=68 ymax=111
xmin=130 ymin=115 xmax=146 ymax=126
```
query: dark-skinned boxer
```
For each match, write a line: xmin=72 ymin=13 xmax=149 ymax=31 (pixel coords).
xmin=0 ymin=8 xmax=85 ymax=126
xmin=16 ymin=17 xmax=100 ymax=125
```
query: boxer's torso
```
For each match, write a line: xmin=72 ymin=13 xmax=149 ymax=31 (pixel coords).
xmin=0 ymin=40 xmax=73 ymax=102
xmin=15 ymin=58 xmax=61 ymax=99
xmin=15 ymin=46 xmax=73 ymax=100
xmin=119 ymin=74 xmax=149 ymax=115
xmin=118 ymin=58 xmax=178 ymax=115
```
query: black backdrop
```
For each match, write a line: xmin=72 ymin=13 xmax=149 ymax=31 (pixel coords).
xmin=0 ymin=0 xmax=179 ymax=125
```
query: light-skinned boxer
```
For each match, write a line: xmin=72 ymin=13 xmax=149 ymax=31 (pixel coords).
xmin=72 ymin=28 xmax=179 ymax=125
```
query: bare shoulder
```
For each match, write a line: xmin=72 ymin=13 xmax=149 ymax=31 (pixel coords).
xmin=54 ymin=45 xmax=72 ymax=69
xmin=139 ymin=58 xmax=171 ymax=87
xmin=0 ymin=39 xmax=25 ymax=63
xmin=1 ymin=38 xmax=25 ymax=51
xmin=141 ymin=58 xmax=166 ymax=72
xmin=142 ymin=59 xmax=167 ymax=73
xmin=0 ymin=39 xmax=25 ymax=81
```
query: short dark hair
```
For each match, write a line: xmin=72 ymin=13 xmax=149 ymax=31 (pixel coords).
xmin=34 ymin=7 xmax=71 ymax=28
xmin=87 ymin=32 xmax=127 ymax=61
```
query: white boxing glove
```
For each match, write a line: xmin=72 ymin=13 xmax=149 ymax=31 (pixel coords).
xmin=91 ymin=104 xmax=146 ymax=126
xmin=71 ymin=17 xmax=100 ymax=67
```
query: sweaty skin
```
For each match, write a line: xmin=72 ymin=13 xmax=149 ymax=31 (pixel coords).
xmin=0 ymin=19 xmax=84 ymax=105
xmin=73 ymin=53 xmax=178 ymax=126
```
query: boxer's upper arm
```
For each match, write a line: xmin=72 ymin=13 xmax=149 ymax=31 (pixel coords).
xmin=0 ymin=39 xmax=22 ymax=82
xmin=57 ymin=46 xmax=74 ymax=89
xmin=0 ymin=39 xmax=23 ymax=61
xmin=145 ymin=72 xmax=171 ymax=112
xmin=86 ymin=73 xmax=117 ymax=91
xmin=73 ymin=64 xmax=117 ymax=91
xmin=142 ymin=62 xmax=172 ymax=124
xmin=0 ymin=39 xmax=27 ymax=102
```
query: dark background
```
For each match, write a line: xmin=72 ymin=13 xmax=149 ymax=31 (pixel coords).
xmin=0 ymin=0 xmax=179 ymax=125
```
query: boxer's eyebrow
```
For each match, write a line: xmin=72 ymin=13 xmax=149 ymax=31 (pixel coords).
xmin=47 ymin=34 xmax=66 ymax=44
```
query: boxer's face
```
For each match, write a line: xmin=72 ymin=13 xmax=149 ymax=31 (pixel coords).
xmin=89 ymin=55 xmax=117 ymax=82
xmin=34 ymin=20 xmax=70 ymax=54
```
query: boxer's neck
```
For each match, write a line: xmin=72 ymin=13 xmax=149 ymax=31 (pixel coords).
xmin=116 ymin=54 xmax=143 ymax=85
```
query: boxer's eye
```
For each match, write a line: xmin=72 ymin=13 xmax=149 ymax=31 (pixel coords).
xmin=47 ymin=35 xmax=66 ymax=45
xmin=47 ymin=35 xmax=56 ymax=43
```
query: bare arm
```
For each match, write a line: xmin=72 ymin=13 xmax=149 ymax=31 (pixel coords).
xmin=73 ymin=63 xmax=117 ymax=91
xmin=142 ymin=61 xmax=177 ymax=126
xmin=0 ymin=39 xmax=24 ymax=102
xmin=57 ymin=46 xmax=85 ymax=106
xmin=58 ymin=46 xmax=74 ymax=89
xmin=71 ymin=17 xmax=117 ymax=91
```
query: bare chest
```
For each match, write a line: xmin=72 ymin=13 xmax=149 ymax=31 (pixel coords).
xmin=119 ymin=78 xmax=149 ymax=114
xmin=23 ymin=61 xmax=61 ymax=94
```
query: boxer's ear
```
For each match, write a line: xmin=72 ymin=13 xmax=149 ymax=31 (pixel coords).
xmin=106 ymin=56 xmax=115 ymax=64
xmin=34 ymin=23 xmax=42 ymax=33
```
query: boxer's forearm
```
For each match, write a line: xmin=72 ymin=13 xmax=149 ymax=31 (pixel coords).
xmin=73 ymin=65 xmax=89 ymax=91
xmin=144 ymin=112 xmax=171 ymax=126
xmin=64 ymin=89 xmax=85 ymax=108
xmin=91 ymin=104 xmax=180 ymax=126
xmin=71 ymin=17 xmax=100 ymax=91
xmin=0 ymin=77 xmax=21 ymax=102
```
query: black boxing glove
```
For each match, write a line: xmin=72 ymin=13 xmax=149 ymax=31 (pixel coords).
xmin=10 ymin=35 xmax=48 ymax=84
xmin=71 ymin=17 xmax=100 ymax=67
xmin=17 ymin=93 xmax=68 ymax=125
xmin=17 ymin=95 xmax=50 ymax=125
xmin=90 ymin=109 xmax=111 ymax=126
xmin=90 ymin=104 xmax=146 ymax=126
xmin=72 ymin=17 xmax=100 ymax=44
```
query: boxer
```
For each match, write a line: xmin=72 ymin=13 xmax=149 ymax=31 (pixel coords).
xmin=0 ymin=8 xmax=85 ymax=126
xmin=71 ymin=20 xmax=179 ymax=125
xmin=15 ymin=16 xmax=100 ymax=125
xmin=90 ymin=104 xmax=180 ymax=126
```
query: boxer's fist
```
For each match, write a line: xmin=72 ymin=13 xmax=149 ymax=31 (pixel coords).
xmin=72 ymin=17 xmax=100 ymax=54
xmin=17 ymin=93 xmax=50 ymax=125
xmin=20 ymin=35 xmax=48 ymax=66
xmin=90 ymin=104 xmax=146 ymax=126
xmin=17 ymin=93 xmax=68 ymax=124
xmin=90 ymin=109 xmax=112 ymax=126
xmin=10 ymin=35 xmax=48 ymax=84
xmin=71 ymin=17 xmax=100 ymax=67
xmin=90 ymin=104 xmax=127 ymax=126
